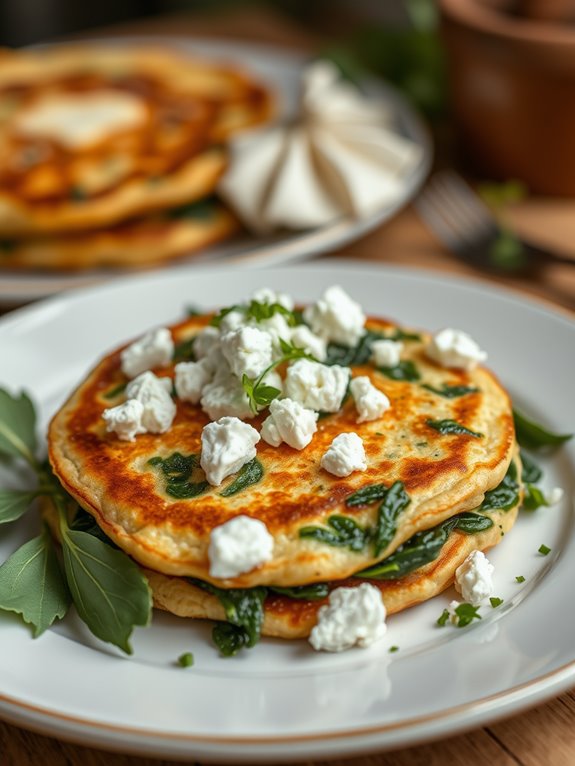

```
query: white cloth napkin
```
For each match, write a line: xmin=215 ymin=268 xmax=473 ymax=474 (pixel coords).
xmin=218 ymin=61 xmax=424 ymax=232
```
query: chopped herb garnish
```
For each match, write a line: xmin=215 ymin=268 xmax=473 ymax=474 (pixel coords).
xmin=437 ymin=608 xmax=449 ymax=627
xmin=538 ymin=544 xmax=551 ymax=556
xmin=177 ymin=652 xmax=194 ymax=667
xmin=421 ymin=383 xmax=479 ymax=398
xmin=490 ymin=597 xmax=503 ymax=608
xmin=389 ymin=645 xmax=399 ymax=653
xmin=516 ymin=575 xmax=525 ymax=583
xmin=453 ymin=603 xmax=482 ymax=627
xmin=426 ymin=419 xmax=483 ymax=438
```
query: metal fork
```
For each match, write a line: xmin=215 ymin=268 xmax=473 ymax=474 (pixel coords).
xmin=415 ymin=171 xmax=575 ymax=273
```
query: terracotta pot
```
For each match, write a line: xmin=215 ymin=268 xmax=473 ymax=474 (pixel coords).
xmin=440 ymin=0 xmax=575 ymax=195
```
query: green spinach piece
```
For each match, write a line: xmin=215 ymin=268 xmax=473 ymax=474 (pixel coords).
xmin=523 ymin=485 xmax=550 ymax=512
xmin=270 ymin=583 xmax=329 ymax=600
xmin=373 ymin=481 xmax=410 ymax=557
xmin=426 ymin=419 xmax=483 ymax=438
xmin=220 ymin=458 xmax=263 ymax=497
xmin=513 ymin=408 xmax=573 ymax=450
xmin=299 ymin=515 xmax=372 ymax=552
xmin=520 ymin=450 xmax=543 ymax=484
xmin=148 ymin=452 xmax=208 ymax=499
xmin=479 ymin=461 xmax=519 ymax=512
xmin=172 ymin=337 xmax=196 ymax=363
xmin=378 ymin=360 xmax=421 ymax=382
xmin=103 ymin=381 xmax=127 ymax=401
xmin=212 ymin=623 xmax=249 ymax=657
xmin=345 ymin=483 xmax=388 ymax=507
xmin=421 ymin=383 xmax=479 ymax=398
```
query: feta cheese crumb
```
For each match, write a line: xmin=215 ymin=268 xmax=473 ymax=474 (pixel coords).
xmin=125 ymin=371 xmax=176 ymax=433
xmin=547 ymin=487 xmax=564 ymax=505
xmin=200 ymin=416 xmax=261 ymax=486
xmin=350 ymin=376 xmax=391 ymax=423
xmin=174 ymin=359 xmax=213 ymax=404
xmin=371 ymin=339 xmax=403 ymax=368
xmin=221 ymin=326 xmax=273 ymax=379
xmin=447 ymin=600 xmax=461 ymax=625
xmin=120 ymin=327 xmax=174 ymax=378
xmin=290 ymin=325 xmax=327 ymax=362
xmin=309 ymin=583 xmax=387 ymax=652
xmin=320 ymin=432 xmax=367 ymax=477
xmin=260 ymin=397 xmax=318 ymax=450
xmin=219 ymin=309 xmax=246 ymax=334
xmin=200 ymin=373 xmax=255 ymax=420
xmin=285 ymin=359 xmax=350 ymax=413
xmin=304 ymin=285 xmax=366 ymax=347
xmin=208 ymin=515 xmax=274 ymax=579
xmin=455 ymin=550 xmax=494 ymax=605
xmin=102 ymin=399 xmax=145 ymax=441
xmin=426 ymin=328 xmax=487 ymax=371
xmin=252 ymin=287 xmax=294 ymax=311
xmin=193 ymin=326 xmax=220 ymax=360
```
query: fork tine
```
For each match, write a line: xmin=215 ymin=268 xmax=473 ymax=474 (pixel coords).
xmin=435 ymin=171 xmax=496 ymax=232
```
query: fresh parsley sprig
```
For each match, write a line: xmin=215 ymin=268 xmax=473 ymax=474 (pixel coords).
xmin=242 ymin=338 xmax=317 ymax=414
xmin=211 ymin=300 xmax=298 ymax=329
xmin=0 ymin=387 xmax=152 ymax=653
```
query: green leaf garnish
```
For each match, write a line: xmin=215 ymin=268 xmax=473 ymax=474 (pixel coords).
xmin=0 ymin=528 xmax=71 ymax=637
xmin=523 ymin=485 xmax=550 ymax=512
xmin=516 ymin=575 xmax=525 ymax=583
xmin=421 ymin=383 xmax=479 ymax=398
xmin=300 ymin=514 xmax=372 ymax=553
xmin=538 ymin=544 xmax=551 ymax=556
xmin=520 ymin=450 xmax=543 ymax=484
xmin=220 ymin=458 xmax=263 ymax=497
xmin=0 ymin=489 xmax=41 ymax=525
xmin=389 ymin=645 xmax=399 ymax=652
xmin=270 ymin=583 xmax=329 ymax=600
xmin=513 ymin=408 xmax=573 ymax=450
xmin=177 ymin=651 xmax=194 ymax=667
xmin=490 ymin=597 xmax=503 ymax=608
xmin=453 ymin=603 xmax=481 ymax=627
xmin=426 ymin=419 xmax=483 ymax=438
xmin=437 ymin=608 xmax=449 ymax=627
xmin=0 ymin=388 xmax=38 ymax=466
xmin=378 ymin=360 xmax=421 ymax=382
xmin=479 ymin=461 xmax=519 ymax=512
xmin=148 ymin=453 xmax=208 ymax=499
xmin=373 ymin=481 xmax=410 ymax=557
xmin=210 ymin=300 xmax=298 ymax=330
xmin=345 ymin=483 xmax=388 ymax=507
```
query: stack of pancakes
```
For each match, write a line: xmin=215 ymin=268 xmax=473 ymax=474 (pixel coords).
xmin=47 ymin=307 xmax=521 ymax=642
xmin=0 ymin=45 xmax=273 ymax=271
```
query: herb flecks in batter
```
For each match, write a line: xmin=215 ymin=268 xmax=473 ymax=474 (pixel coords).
xmin=220 ymin=458 xmax=263 ymax=497
xmin=378 ymin=360 xmax=421 ymax=382
xmin=421 ymin=383 xmax=479 ymax=398
xmin=299 ymin=515 xmax=372 ymax=553
xmin=426 ymin=419 xmax=483 ymax=438
xmin=147 ymin=452 xmax=209 ymax=499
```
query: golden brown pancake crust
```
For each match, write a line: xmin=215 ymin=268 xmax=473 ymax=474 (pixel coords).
xmin=48 ymin=312 xmax=516 ymax=588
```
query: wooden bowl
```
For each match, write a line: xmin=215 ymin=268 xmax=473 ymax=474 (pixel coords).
xmin=440 ymin=0 xmax=575 ymax=195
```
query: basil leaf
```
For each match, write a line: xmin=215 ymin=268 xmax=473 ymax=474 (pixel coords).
xmin=378 ymin=360 xmax=421 ymax=382
xmin=480 ymin=462 xmax=519 ymax=512
xmin=0 ymin=388 xmax=37 ymax=465
xmin=374 ymin=481 xmax=410 ymax=557
xmin=148 ymin=452 xmax=208 ymax=499
xmin=520 ymin=450 xmax=543 ymax=484
xmin=299 ymin=514 xmax=371 ymax=552
xmin=345 ymin=483 xmax=388 ymax=507
xmin=61 ymin=528 xmax=152 ymax=654
xmin=0 ymin=529 xmax=71 ymax=637
xmin=421 ymin=383 xmax=479 ymax=398
xmin=220 ymin=458 xmax=264 ymax=497
xmin=426 ymin=419 xmax=483 ymax=438
xmin=523 ymin=484 xmax=549 ymax=512
xmin=270 ymin=583 xmax=329 ymax=600
xmin=513 ymin=408 xmax=573 ymax=450
xmin=194 ymin=580 xmax=267 ymax=651
xmin=0 ymin=489 xmax=38 ymax=524
xmin=212 ymin=623 xmax=249 ymax=657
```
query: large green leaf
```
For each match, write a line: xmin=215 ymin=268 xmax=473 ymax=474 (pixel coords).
xmin=0 ymin=388 xmax=37 ymax=464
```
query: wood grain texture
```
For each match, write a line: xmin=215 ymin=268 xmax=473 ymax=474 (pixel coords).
xmin=1 ymin=4 xmax=574 ymax=766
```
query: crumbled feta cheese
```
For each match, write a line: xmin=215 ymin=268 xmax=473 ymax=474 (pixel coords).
xmin=102 ymin=399 xmax=145 ymax=441
xmin=371 ymin=339 xmax=403 ymax=368
xmin=193 ymin=326 xmax=220 ymax=360
xmin=174 ymin=359 xmax=213 ymax=404
xmin=290 ymin=324 xmax=327 ymax=362
xmin=350 ymin=376 xmax=390 ymax=423
xmin=258 ymin=313 xmax=293 ymax=352
xmin=252 ymin=287 xmax=294 ymax=311
xmin=208 ymin=515 xmax=274 ymax=579
xmin=260 ymin=397 xmax=318 ymax=450
xmin=200 ymin=374 xmax=254 ymax=421
xmin=221 ymin=326 xmax=273 ymax=379
xmin=455 ymin=550 xmax=494 ymax=605
xmin=303 ymin=285 xmax=366 ymax=347
xmin=120 ymin=327 xmax=174 ymax=378
xmin=309 ymin=583 xmax=387 ymax=652
xmin=320 ymin=432 xmax=367 ymax=477
xmin=547 ymin=487 xmax=564 ymax=505
xmin=219 ymin=309 xmax=246 ymax=334
xmin=203 ymin=345 xmax=229 ymax=376
xmin=200 ymin=416 xmax=261 ymax=486
xmin=426 ymin=328 xmax=487 ymax=371
xmin=125 ymin=371 xmax=176 ymax=433
xmin=284 ymin=359 xmax=350 ymax=413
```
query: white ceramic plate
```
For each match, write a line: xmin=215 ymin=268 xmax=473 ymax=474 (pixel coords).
xmin=0 ymin=38 xmax=431 ymax=306
xmin=0 ymin=261 xmax=573 ymax=762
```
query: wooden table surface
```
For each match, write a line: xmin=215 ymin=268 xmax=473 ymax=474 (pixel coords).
xmin=1 ymin=6 xmax=574 ymax=766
